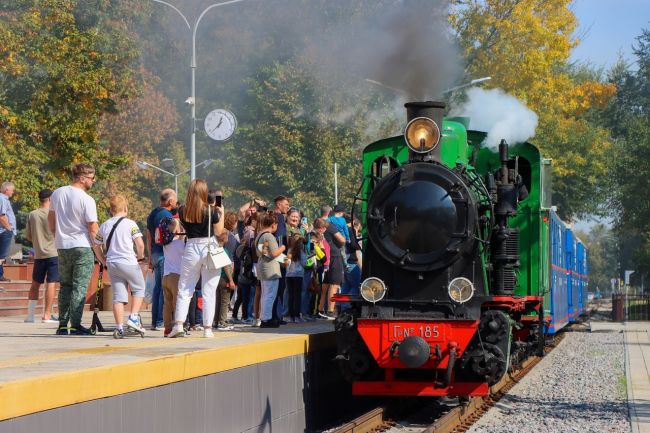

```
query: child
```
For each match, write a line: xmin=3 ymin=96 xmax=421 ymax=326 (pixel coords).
xmin=286 ymin=233 xmax=307 ymax=323
xmin=92 ymin=195 xmax=146 ymax=338
xmin=328 ymin=204 xmax=350 ymax=243
xmin=215 ymin=230 xmax=235 ymax=330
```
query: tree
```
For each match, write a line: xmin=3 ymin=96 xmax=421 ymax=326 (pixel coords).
xmin=599 ymin=28 xmax=650 ymax=281
xmin=97 ymin=75 xmax=181 ymax=223
xmin=222 ymin=61 xmax=365 ymax=215
xmin=0 ymin=0 xmax=141 ymax=211
xmin=450 ymin=0 xmax=616 ymax=219
xmin=581 ymin=224 xmax=619 ymax=294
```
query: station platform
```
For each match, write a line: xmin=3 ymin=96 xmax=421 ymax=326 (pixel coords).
xmin=0 ymin=311 xmax=346 ymax=433
xmin=591 ymin=321 xmax=650 ymax=433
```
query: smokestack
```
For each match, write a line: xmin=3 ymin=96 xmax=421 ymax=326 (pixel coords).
xmin=405 ymin=101 xmax=445 ymax=124
xmin=404 ymin=101 xmax=446 ymax=162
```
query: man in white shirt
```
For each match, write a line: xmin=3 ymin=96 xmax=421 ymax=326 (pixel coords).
xmin=48 ymin=163 xmax=99 ymax=335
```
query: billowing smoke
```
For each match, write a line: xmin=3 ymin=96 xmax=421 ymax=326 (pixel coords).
xmin=450 ymin=88 xmax=538 ymax=148
xmin=302 ymin=0 xmax=461 ymax=101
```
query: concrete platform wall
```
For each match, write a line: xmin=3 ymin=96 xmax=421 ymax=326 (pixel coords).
xmin=1 ymin=348 xmax=352 ymax=433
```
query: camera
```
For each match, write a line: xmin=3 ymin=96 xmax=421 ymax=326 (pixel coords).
xmin=215 ymin=196 xmax=223 ymax=207
xmin=301 ymin=217 xmax=308 ymax=225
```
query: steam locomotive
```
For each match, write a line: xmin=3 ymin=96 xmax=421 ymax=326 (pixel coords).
xmin=332 ymin=101 xmax=588 ymax=397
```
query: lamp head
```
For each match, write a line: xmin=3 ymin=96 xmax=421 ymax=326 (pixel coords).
xmin=135 ymin=161 xmax=149 ymax=170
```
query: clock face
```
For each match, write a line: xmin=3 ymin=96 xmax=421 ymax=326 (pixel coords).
xmin=204 ymin=109 xmax=237 ymax=141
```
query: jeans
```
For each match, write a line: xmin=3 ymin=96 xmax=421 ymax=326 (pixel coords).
xmin=340 ymin=263 xmax=361 ymax=311
xmin=57 ymin=248 xmax=94 ymax=327
xmin=175 ymin=238 xmax=221 ymax=327
xmin=233 ymin=280 xmax=255 ymax=320
xmin=0 ymin=230 xmax=13 ymax=278
xmin=151 ymin=252 xmax=165 ymax=327
xmin=261 ymin=279 xmax=279 ymax=321
xmin=248 ymin=284 xmax=256 ymax=318
xmin=286 ymin=277 xmax=303 ymax=319
xmin=273 ymin=268 xmax=287 ymax=320
xmin=301 ymin=269 xmax=313 ymax=316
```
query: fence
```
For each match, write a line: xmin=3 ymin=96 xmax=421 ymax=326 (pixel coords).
xmin=612 ymin=293 xmax=650 ymax=321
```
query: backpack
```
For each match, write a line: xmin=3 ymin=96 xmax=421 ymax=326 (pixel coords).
xmin=154 ymin=216 xmax=176 ymax=246
xmin=236 ymin=239 xmax=256 ymax=284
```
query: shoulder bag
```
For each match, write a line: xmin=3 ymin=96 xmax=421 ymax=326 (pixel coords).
xmin=206 ymin=206 xmax=232 ymax=271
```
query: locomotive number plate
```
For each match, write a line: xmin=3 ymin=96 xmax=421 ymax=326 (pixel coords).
xmin=389 ymin=324 xmax=445 ymax=342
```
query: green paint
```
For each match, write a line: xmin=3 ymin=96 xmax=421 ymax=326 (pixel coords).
xmin=360 ymin=118 xmax=552 ymax=311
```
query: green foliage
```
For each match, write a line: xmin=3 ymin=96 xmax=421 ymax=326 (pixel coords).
xmin=599 ymin=28 xmax=650 ymax=281
xmin=0 ymin=0 xmax=140 ymax=211
xmin=451 ymin=0 xmax=616 ymax=219
xmin=581 ymin=224 xmax=620 ymax=294
xmin=223 ymin=61 xmax=364 ymax=217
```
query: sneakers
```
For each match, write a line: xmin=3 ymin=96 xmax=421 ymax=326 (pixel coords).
xmin=0 ymin=276 xmax=11 ymax=282
xmin=242 ymin=318 xmax=254 ymax=325
xmin=316 ymin=311 xmax=329 ymax=320
xmin=24 ymin=317 xmax=35 ymax=323
xmin=216 ymin=324 xmax=234 ymax=331
xmin=163 ymin=328 xmax=172 ymax=337
xmin=113 ymin=328 xmax=125 ymax=339
xmin=203 ymin=328 xmax=214 ymax=338
xmin=168 ymin=324 xmax=185 ymax=338
xmin=126 ymin=314 xmax=145 ymax=333
xmin=42 ymin=317 xmax=58 ymax=324
xmin=252 ymin=319 xmax=262 ymax=327
xmin=55 ymin=326 xmax=69 ymax=335
xmin=294 ymin=317 xmax=305 ymax=323
xmin=69 ymin=325 xmax=93 ymax=335
xmin=189 ymin=324 xmax=204 ymax=332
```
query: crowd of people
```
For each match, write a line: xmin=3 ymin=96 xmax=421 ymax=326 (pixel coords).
xmin=0 ymin=163 xmax=362 ymax=337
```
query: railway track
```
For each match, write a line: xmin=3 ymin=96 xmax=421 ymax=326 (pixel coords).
xmin=328 ymin=332 xmax=566 ymax=433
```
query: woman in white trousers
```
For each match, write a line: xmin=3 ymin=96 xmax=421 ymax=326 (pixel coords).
xmin=169 ymin=179 xmax=224 ymax=338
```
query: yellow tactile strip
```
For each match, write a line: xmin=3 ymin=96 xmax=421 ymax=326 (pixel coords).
xmin=0 ymin=332 xmax=334 ymax=421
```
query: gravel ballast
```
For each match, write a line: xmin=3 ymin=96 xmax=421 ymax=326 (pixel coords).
xmin=468 ymin=330 xmax=629 ymax=433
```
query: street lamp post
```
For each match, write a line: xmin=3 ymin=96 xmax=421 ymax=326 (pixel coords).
xmin=136 ymin=159 xmax=213 ymax=192
xmin=152 ymin=0 xmax=247 ymax=181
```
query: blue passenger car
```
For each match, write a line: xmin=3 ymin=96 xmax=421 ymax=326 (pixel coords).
xmin=547 ymin=211 xmax=569 ymax=334
xmin=575 ymin=239 xmax=588 ymax=316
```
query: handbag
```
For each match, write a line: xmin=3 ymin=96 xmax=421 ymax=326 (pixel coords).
xmin=206 ymin=206 xmax=232 ymax=271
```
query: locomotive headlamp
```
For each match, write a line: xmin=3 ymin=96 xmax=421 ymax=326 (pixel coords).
xmin=360 ymin=277 xmax=388 ymax=303
xmin=448 ymin=277 xmax=475 ymax=304
xmin=404 ymin=117 xmax=441 ymax=154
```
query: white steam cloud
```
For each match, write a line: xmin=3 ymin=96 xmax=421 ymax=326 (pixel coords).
xmin=450 ymin=88 xmax=538 ymax=148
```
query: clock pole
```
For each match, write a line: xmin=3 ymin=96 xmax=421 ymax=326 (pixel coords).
xmin=152 ymin=0 xmax=248 ymax=182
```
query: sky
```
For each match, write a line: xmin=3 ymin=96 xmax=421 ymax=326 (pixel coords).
xmin=570 ymin=0 xmax=650 ymax=70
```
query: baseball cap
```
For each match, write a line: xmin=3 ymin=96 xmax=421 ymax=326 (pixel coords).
xmin=333 ymin=204 xmax=346 ymax=213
